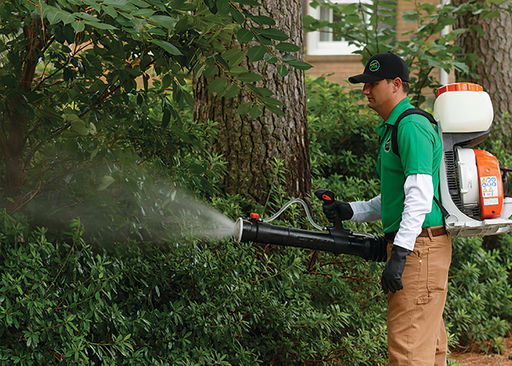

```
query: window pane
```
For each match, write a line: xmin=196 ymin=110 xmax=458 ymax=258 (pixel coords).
xmin=332 ymin=13 xmax=342 ymax=41
xmin=319 ymin=6 xmax=330 ymax=41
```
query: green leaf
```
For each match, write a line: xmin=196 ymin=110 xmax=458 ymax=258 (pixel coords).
xmin=264 ymin=104 xmax=285 ymax=116
xmin=482 ymin=9 xmax=500 ymax=20
xmin=149 ymin=15 xmax=176 ymax=28
xmin=236 ymin=0 xmax=260 ymax=5
xmin=341 ymin=3 xmax=358 ymax=15
xmin=249 ymin=15 xmax=276 ymax=26
xmin=204 ymin=65 xmax=219 ymax=78
xmin=217 ymin=0 xmax=231 ymax=15
xmin=231 ymin=8 xmax=244 ymax=23
xmin=470 ymin=25 xmax=485 ymax=36
xmin=83 ymin=20 xmax=118 ymax=30
xmin=259 ymin=28 xmax=289 ymax=41
xmin=103 ymin=0 xmax=128 ymax=6
xmin=261 ymin=96 xmax=284 ymax=106
xmin=208 ymin=77 xmax=227 ymax=94
xmin=162 ymin=109 xmax=171 ymax=128
xmin=237 ymin=102 xmax=253 ymax=115
xmin=223 ymin=84 xmax=240 ymax=98
xmin=277 ymin=64 xmax=288 ymax=77
xmin=275 ymin=42 xmax=301 ymax=52
xmin=237 ymin=29 xmax=254 ymax=43
xmin=98 ymin=176 xmax=116 ymax=191
xmin=76 ymin=12 xmax=99 ymax=22
xmin=72 ymin=20 xmax=85 ymax=33
xmin=222 ymin=49 xmax=248 ymax=67
xmin=103 ymin=5 xmax=117 ymax=18
xmin=131 ymin=8 xmax=156 ymax=17
xmin=250 ymin=105 xmax=262 ymax=118
xmin=248 ymin=45 xmax=267 ymax=61
xmin=237 ymin=72 xmax=263 ymax=82
xmin=285 ymin=60 xmax=313 ymax=70
xmin=226 ymin=66 xmax=249 ymax=76
xmin=246 ymin=84 xmax=273 ymax=97
xmin=83 ymin=0 xmax=101 ymax=11
xmin=263 ymin=53 xmax=278 ymax=63
xmin=151 ymin=40 xmax=183 ymax=55
xmin=281 ymin=53 xmax=297 ymax=62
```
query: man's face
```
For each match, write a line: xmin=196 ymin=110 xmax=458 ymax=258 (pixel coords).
xmin=362 ymin=79 xmax=395 ymax=113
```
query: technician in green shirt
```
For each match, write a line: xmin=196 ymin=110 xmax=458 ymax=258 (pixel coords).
xmin=323 ymin=52 xmax=452 ymax=366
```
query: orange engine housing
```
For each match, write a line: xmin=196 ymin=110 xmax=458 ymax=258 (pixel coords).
xmin=474 ymin=149 xmax=503 ymax=219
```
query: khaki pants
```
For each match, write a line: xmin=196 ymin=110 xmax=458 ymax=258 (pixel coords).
xmin=386 ymin=232 xmax=452 ymax=366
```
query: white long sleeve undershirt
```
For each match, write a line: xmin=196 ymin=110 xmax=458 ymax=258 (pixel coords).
xmin=348 ymin=174 xmax=434 ymax=251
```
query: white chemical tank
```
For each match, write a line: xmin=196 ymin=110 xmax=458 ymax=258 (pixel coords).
xmin=433 ymin=83 xmax=494 ymax=133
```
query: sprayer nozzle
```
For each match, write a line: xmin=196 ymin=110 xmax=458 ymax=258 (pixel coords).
xmin=234 ymin=218 xmax=244 ymax=243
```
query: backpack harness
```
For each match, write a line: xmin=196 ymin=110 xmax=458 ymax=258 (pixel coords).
xmin=391 ymin=108 xmax=450 ymax=219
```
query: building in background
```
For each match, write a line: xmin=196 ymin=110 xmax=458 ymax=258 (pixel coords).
xmin=303 ymin=0 xmax=450 ymax=87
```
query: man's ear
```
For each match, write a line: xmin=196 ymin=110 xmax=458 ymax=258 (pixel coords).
xmin=393 ymin=77 xmax=403 ymax=93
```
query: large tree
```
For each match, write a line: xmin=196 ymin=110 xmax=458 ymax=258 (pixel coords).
xmin=193 ymin=0 xmax=311 ymax=205
xmin=452 ymin=0 xmax=512 ymax=144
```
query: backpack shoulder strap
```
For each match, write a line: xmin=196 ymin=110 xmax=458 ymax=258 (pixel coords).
xmin=392 ymin=108 xmax=437 ymax=158
xmin=391 ymin=109 xmax=449 ymax=219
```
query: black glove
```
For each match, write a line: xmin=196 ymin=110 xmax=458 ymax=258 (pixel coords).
xmin=322 ymin=200 xmax=354 ymax=222
xmin=381 ymin=245 xmax=411 ymax=294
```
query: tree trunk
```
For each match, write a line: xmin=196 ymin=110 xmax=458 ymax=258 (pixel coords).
xmin=453 ymin=1 xmax=512 ymax=145
xmin=193 ymin=0 xmax=311 ymax=205
xmin=0 ymin=23 xmax=42 ymax=211
xmin=453 ymin=2 xmax=512 ymax=245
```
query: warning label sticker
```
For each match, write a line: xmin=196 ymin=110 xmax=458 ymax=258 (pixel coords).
xmin=484 ymin=198 xmax=499 ymax=206
xmin=480 ymin=176 xmax=499 ymax=198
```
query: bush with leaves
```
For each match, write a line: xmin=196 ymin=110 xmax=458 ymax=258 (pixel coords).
xmin=0 ymin=207 xmax=390 ymax=365
xmin=446 ymin=235 xmax=512 ymax=353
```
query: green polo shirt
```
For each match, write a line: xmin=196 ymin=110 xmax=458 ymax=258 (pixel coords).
xmin=375 ymin=97 xmax=444 ymax=234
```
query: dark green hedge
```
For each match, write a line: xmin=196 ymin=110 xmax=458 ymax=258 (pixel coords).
xmin=0 ymin=209 xmax=389 ymax=365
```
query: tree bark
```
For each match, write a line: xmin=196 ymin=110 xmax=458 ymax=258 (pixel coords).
xmin=453 ymin=1 xmax=512 ymax=142
xmin=193 ymin=0 xmax=311 ymax=205
xmin=0 ymin=23 xmax=42 ymax=210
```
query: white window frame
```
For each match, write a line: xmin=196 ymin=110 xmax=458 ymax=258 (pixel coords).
xmin=306 ymin=0 xmax=371 ymax=56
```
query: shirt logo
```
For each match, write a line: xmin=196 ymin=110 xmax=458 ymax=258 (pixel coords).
xmin=369 ymin=60 xmax=380 ymax=72
xmin=384 ymin=137 xmax=391 ymax=152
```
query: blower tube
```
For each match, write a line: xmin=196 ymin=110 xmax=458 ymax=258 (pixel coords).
xmin=233 ymin=190 xmax=388 ymax=262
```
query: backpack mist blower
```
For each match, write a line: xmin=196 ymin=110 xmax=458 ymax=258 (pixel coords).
xmin=234 ymin=189 xmax=388 ymax=262
xmin=234 ymin=83 xmax=512 ymax=257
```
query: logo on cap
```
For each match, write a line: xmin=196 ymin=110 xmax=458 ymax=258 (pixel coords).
xmin=369 ymin=60 xmax=380 ymax=72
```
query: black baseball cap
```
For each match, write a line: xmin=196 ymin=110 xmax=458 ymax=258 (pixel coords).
xmin=348 ymin=52 xmax=409 ymax=84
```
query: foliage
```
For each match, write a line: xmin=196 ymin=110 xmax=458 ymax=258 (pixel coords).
xmin=0 ymin=208 xmax=388 ymax=365
xmin=303 ymin=0 xmax=508 ymax=107
xmin=307 ymin=76 xmax=382 ymax=182
xmin=446 ymin=235 xmax=512 ymax=352
xmin=307 ymin=76 xmax=382 ymax=234
xmin=0 ymin=0 xmax=307 ymax=212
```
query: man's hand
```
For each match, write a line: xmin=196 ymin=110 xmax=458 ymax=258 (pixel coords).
xmin=381 ymin=245 xmax=411 ymax=294
xmin=322 ymin=200 xmax=353 ymax=222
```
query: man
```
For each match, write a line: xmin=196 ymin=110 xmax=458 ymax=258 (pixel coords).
xmin=323 ymin=52 xmax=452 ymax=365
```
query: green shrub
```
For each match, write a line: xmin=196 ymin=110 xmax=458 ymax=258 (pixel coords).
xmin=445 ymin=235 xmax=512 ymax=352
xmin=0 ymin=209 xmax=389 ymax=365
xmin=307 ymin=76 xmax=381 ymax=183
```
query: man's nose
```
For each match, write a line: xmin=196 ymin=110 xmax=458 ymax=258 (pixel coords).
xmin=362 ymin=84 xmax=371 ymax=94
